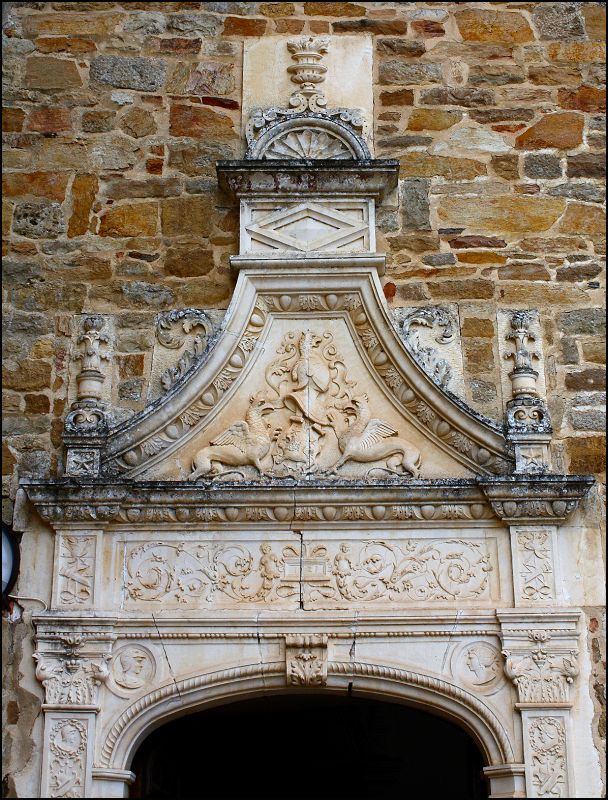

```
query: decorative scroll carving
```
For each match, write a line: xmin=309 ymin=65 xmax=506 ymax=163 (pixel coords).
xmin=188 ymin=327 xmax=421 ymax=481
xmin=57 ymin=536 xmax=95 ymax=606
xmin=528 ymin=716 xmax=567 ymax=797
xmin=48 ymin=718 xmax=88 ymax=798
xmin=517 ymin=530 xmax=555 ymax=602
xmin=155 ymin=309 xmax=213 ymax=393
xmin=503 ymin=632 xmax=579 ymax=704
xmin=400 ymin=306 xmax=455 ymax=390
xmin=285 ymin=635 xmax=328 ymax=686
xmin=122 ymin=536 xmax=495 ymax=608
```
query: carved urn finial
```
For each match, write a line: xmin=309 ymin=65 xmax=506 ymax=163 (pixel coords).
xmin=503 ymin=311 xmax=552 ymax=474
xmin=286 ymin=36 xmax=330 ymax=113
xmin=73 ymin=315 xmax=110 ymax=403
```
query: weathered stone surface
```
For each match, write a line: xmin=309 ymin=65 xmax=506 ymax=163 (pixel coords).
xmin=411 ymin=19 xmax=444 ymax=38
xmin=35 ymin=36 xmax=97 ymax=54
xmin=567 ymin=153 xmax=606 ymax=179
xmin=81 ymin=110 xmax=116 ymax=133
xmin=556 ymin=261 xmax=603 ymax=282
xmin=582 ymin=341 xmax=607 ymax=364
xmin=399 ymin=154 xmax=486 ymax=180
xmin=532 ymin=3 xmax=585 ymax=40
xmin=422 ymin=253 xmax=456 ymax=266
xmin=2 ymin=360 xmax=52 ymax=392
xmin=559 ymin=204 xmax=606 ymax=236
xmin=90 ymin=56 xmax=167 ymax=92
xmin=558 ymin=308 xmax=606 ymax=336
xmin=420 ymin=87 xmax=495 ymax=107
xmin=164 ymin=245 xmax=214 ymax=277
xmin=448 ymin=236 xmax=507 ymax=249
xmin=548 ymin=42 xmax=607 ymax=63
xmin=558 ymin=85 xmax=606 ymax=113
xmin=99 ymin=203 xmax=158 ymax=237
xmin=566 ymin=434 xmax=606 ymax=472
xmin=432 ymin=127 xmax=509 ymax=155
xmin=67 ymin=174 xmax=98 ymax=238
xmin=491 ymin=154 xmax=520 ymax=180
xmin=169 ymin=104 xmax=234 ymax=138
xmin=379 ymin=62 xmax=442 ymax=85
xmin=516 ymin=113 xmax=584 ymax=150
xmin=22 ymin=12 xmax=124 ymax=36
xmin=400 ymin=179 xmax=430 ymax=232
xmin=379 ymin=89 xmax=414 ymax=106
xmin=3 ymin=172 xmax=69 ymax=203
xmin=25 ymin=57 xmax=81 ymax=89
xmin=583 ymin=3 xmax=607 ymax=41
xmin=376 ymin=39 xmax=425 ymax=57
xmin=565 ymin=368 xmax=606 ymax=391
xmin=168 ymin=140 xmax=236 ymax=176
xmin=468 ymin=65 xmax=525 ymax=86
xmin=259 ymin=3 xmax=296 ymax=16
xmin=2 ymin=108 xmax=25 ymax=132
xmin=222 ymin=17 xmax=268 ymax=36
xmin=427 ymin=279 xmax=494 ymax=300
xmin=457 ymin=251 xmax=507 ymax=265
xmin=407 ymin=108 xmax=461 ymax=131
xmin=461 ymin=318 xmax=495 ymax=338
xmin=333 ymin=19 xmax=407 ymax=34
xmin=186 ymin=63 xmax=235 ymax=95
xmin=571 ymin=407 xmax=606 ymax=432
xmin=496 ymin=262 xmax=551 ymax=281
xmin=119 ymin=106 xmax=157 ymax=138
xmin=106 ymin=177 xmax=181 ymax=199
xmin=438 ymin=196 xmax=566 ymax=233
xmin=122 ymin=11 xmax=166 ymax=35
xmin=166 ymin=13 xmax=222 ymax=36
xmin=26 ymin=107 xmax=71 ymax=133
xmin=12 ymin=201 xmax=65 ymax=238
xmin=454 ymin=9 xmax=534 ymax=43
xmin=161 ymin=196 xmax=214 ymax=236
xmin=121 ymin=281 xmax=175 ymax=308
xmin=304 ymin=2 xmax=365 ymax=15
xmin=523 ymin=154 xmax=562 ymax=179
xmin=89 ymin=134 xmax=138 ymax=171
xmin=379 ymin=135 xmax=431 ymax=151
xmin=527 ymin=64 xmax=583 ymax=86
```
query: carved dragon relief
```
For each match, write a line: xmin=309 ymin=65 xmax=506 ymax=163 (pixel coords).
xmin=102 ymin=288 xmax=513 ymax=480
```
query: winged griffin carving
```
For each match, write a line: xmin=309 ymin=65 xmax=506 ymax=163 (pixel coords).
xmin=188 ymin=329 xmax=421 ymax=481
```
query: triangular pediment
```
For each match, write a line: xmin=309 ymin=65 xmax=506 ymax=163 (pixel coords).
xmin=103 ymin=263 xmax=512 ymax=481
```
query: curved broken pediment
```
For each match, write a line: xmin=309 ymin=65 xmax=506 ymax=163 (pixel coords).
xmin=101 ymin=262 xmax=512 ymax=481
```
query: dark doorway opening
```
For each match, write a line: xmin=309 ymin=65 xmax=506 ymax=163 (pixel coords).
xmin=130 ymin=693 xmax=489 ymax=799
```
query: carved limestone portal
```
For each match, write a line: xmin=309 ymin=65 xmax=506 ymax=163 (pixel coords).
xmin=18 ymin=35 xmax=596 ymax=800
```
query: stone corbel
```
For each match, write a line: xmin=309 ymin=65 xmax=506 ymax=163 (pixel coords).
xmin=64 ymin=315 xmax=112 ymax=478
xmin=498 ymin=610 xmax=579 ymax=798
xmin=285 ymin=635 xmax=328 ymax=686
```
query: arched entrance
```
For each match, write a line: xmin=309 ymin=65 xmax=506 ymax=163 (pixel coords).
xmin=129 ymin=694 xmax=489 ymax=799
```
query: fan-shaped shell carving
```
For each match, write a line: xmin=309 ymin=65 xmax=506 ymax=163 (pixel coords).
xmin=264 ymin=127 xmax=354 ymax=160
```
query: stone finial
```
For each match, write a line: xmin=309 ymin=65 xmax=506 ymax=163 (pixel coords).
xmin=64 ymin=315 xmax=111 ymax=477
xmin=286 ymin=36 xmax=330 ymax=113
xmin=503 ymin=311 xmax=552 ymax=474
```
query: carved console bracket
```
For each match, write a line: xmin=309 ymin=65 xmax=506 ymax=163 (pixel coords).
xmin=285 ymin=635 xmax=328 ymax=686
xmin=478 ymin=475 xmax=593 ymax=524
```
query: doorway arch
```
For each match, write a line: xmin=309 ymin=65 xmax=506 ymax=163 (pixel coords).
xmin=130 ymin=693 xmax=489 ymax=799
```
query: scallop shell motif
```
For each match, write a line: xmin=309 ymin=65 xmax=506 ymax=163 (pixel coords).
xmin=264 ymin=128 xmax=354 ymax=160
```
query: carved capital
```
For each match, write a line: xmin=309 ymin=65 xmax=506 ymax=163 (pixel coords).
xmin=34 ymin=635 xmax=111 ymax=708
xmin=502 ymin=631 xmax=579 ymax=705
xmin=285 ymin=635 xmax=328 ymax=686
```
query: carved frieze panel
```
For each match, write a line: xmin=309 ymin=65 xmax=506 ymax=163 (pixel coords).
xmin=55 ymin=534 xmax=97 ymax=608
xmin=522 ymin=712 xmax=572 ymax=798
xmin=241 ymin=200 xmax=373 ymax=254
xmin=512 ymin=526 xmax=558 ymax=604
xmin=44 ymin=716 xmax=90 ymax=799
xmin=300 ymin=533 xmax=502 ymax=609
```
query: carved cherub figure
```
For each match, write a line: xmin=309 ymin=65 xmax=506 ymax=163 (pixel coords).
xmin=326 ymin=394 xmax=421 ymax=478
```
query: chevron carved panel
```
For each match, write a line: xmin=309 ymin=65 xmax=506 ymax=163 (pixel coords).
xmin=242 ymin=200 xmax=374 ymax=253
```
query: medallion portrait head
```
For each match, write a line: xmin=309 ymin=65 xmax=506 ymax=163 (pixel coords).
xmin=112 ymin=645 xmax=155 ymax=690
